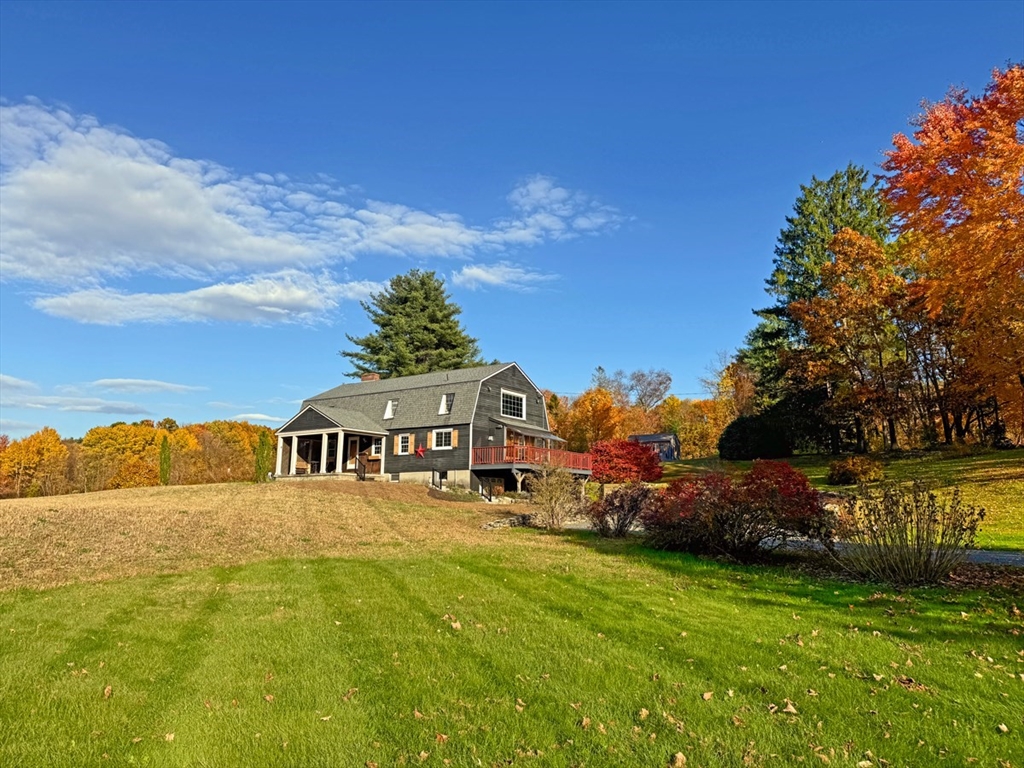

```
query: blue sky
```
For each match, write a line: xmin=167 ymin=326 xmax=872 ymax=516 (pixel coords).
xmin=1 ymin=0 xmax=1021 ymax=439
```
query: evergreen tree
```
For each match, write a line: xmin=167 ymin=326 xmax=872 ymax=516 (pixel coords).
xmin=341 ymin=270 xmax=483 ymax=378
xmin=254 ymin=430 xmax=274 ymax=482
xmin=738 ymin=165 xmax=892 ymax=452
xmin=158 ymin=435 xmax=171 ymax=486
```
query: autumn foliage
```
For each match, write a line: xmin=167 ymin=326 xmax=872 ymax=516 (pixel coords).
xmin=590 ymin=439 xmax=663 ymax=484
xmin=0 ymin=419 xmax=277 ymax=498
xmin=642 ymin=461 xmax=830 ymax=561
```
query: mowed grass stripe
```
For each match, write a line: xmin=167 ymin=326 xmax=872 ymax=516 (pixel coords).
xmin=1 ymin=477 xmax=1021 ymax=767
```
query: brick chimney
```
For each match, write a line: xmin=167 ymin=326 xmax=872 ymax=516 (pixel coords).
xmin=360 ymin=372 xmax=381 ymax=382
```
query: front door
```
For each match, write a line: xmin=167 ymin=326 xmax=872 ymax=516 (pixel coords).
xmin=346 ymin=436 xmax=360 ymax=470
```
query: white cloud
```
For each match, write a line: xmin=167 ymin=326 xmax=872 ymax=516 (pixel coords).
xmin=233 ymin=413 xmax=286 ymax=423
xmin=451 ymin=262 xmax=558 ymax=291
xmin=91 ymin=378 xmax=206 ymax=394
xmin=0 ymin=393 xmax=149 ymax=414
xmin=0 ymin=102 xmax=623 ymax=325
xmin=0 ymin=374 xmax=38 ymax=392
xmin=0 ymin=103 xmax=314 ymax=283
xmin=33 ymin=271 xmax=384 ymax=325
xmin=0 ymin=419 xmax=38 ymax=432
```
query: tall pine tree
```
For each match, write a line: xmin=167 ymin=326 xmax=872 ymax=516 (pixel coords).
xmin=342 ymin=269 xmax=483 ymax=379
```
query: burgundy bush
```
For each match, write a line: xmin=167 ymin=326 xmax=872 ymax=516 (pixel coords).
xmin=641 ymin=462 xmax=832 ymax=562
xmin=588 ymin=482 xmax=658 ymax=537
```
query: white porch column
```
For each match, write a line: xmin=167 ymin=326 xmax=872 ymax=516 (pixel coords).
xmin=275 ymin=436 xmax=284 ymax=475
xmin=335 ymin=431 xmax=345 ymax=473
xmin=320 ymin=432 xmax=329 ymax=473
xmin=289 ymin=435 xmax=298 ymax=475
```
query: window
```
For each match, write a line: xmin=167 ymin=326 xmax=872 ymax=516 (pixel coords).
xmin=398 ymin=434 xmax=410 ymax=454
xmin=501 ymin=390 xmax=526 ymax=420
xmin=384 ymin=399 xmax=398 ymax=419
xmin=433 ymin=428 xmax=453 ymax=450
xmin=371 ymin=437 xmax=382 ymax=456
xmin=439 ymin=392 xmax=455 ymax=415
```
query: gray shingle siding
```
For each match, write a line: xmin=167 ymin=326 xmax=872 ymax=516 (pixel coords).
xmin=384 ymin=425 xmax=471 ymax=474
xmin=472 ymin=366 xmax=548 ymax=446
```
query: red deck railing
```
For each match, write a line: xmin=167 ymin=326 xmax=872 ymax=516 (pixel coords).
xmin=471 ymin=445 xmax=592 ymax=471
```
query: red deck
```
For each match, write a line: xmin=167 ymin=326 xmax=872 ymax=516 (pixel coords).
xmin=471 ymin=445 xmax=592 ymax=471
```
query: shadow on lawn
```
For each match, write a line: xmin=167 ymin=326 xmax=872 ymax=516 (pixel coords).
xmin=544 ymin=527 xmax=1024 ymax=641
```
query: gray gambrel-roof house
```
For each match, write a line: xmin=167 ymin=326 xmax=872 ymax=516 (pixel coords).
xmin=275 ymin=362 xmax=591 ymax=493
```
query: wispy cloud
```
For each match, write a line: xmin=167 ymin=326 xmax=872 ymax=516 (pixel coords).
xmin=0 ymin=419 xmax=37 ymax=432
xmin=1 ymin=102 xmax=622 ymax=325
xmin=0 ymin=393 xmax=149 ymax=414
xmin=0 ymin=374 xmax=39 ymax=392
xmin=91 ymin=378 xmax=206 ymax=394
xmin=233 ymin=413 xmax=286 ymax=423
xmin=451 ymin=262 xmax=557 ymax=291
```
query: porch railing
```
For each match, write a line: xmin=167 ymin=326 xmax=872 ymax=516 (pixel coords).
xmin=471 ymin=445 xmax=592 ymax=471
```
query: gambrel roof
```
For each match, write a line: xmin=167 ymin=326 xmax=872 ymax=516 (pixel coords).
xmin=285 ymin=362 xmax=537 ymax=433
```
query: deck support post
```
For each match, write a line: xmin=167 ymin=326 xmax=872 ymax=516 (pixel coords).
xmin=289 ymin=435 xmax=298 ymax=475
xmin=335 ymin=431 xmax=345 ymax=473
xmin=320 ymin=432 xmax=329 ymax=473
xmin=275 ymin=436 xmax=284 ymax=476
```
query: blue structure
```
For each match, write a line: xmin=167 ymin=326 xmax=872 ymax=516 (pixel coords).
xmin=628 ymin=433 xmax=679 ymax=462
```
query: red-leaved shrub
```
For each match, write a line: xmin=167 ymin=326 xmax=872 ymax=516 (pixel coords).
xmin=591 ymin=439 xmax=663 ymax=484
xmin=641 ymin=461 xmax=831 ymax=561
xmin=588 ymin=482 xmax=658 ymax=537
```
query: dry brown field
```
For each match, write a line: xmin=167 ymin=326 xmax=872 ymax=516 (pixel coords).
xmin=0 ymin=480 xmax=535 ymax=591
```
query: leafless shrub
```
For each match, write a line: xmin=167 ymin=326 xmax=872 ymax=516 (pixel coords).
xmin=525 ymin=464 xmax=582 ymax=530
xmin=838 ymin=482 xmax=984 ymax=586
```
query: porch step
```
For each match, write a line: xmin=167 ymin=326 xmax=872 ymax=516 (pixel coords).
xmin=275 ymin=473 xmax=360 ymax=482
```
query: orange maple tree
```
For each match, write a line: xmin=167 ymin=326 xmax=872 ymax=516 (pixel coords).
xmin=882 ymin=65 xmax=1024 ymax=408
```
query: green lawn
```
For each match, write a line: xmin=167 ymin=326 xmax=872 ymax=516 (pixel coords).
xmin=1 ymin=533 xmax=1022 ymax=765
xmin=660 ymin=449 xmax=1024 ymax=551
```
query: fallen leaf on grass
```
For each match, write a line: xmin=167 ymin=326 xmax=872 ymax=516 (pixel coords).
xmin=997 ymin=723 xmax=1009 ymax=733
xmin=783 ymin=701 xmax=798 ymax=715
xmin=436 ymin=733 xmax=449 ymax=743
xmin=639 ymin=708 xmax=649 ymax=720
xmin=581 ymin=717 xmax=591 ymax=729
xmin=702 ymin=691 xmax=713 ymax=701
xmin=131 ymin=737 xmax=142 ymax=744
xmin=165 ymin=733 xmax=174 ymax=742
xmin=343 ymin=687 xmax=358 ymax=701
xmin=320 ymin=715 xmax=332 ymax=721
xmin=264 ymin=695 xmax=274 ymax=703
xmin=414 ymin=709 xmax=424 ymax=719
xmin=103 ymin=685 xmax=112 ymax=699
xmin=670 ymin=753 xmax=687 ymax=767
xmin=451 ymin=621 xmax=462 ymax=631
xmin=418 ymin=751 xmax=429 ymax=762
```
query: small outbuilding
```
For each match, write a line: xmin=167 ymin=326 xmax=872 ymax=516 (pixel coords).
xmin=628 ymin=433 xmax=679 ymax=462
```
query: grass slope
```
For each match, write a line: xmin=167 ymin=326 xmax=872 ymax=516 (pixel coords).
xmin=661 ymin=449 xmax=1024 ymax=551
xmin=1 ymin=483 xmax=1022 ymax=767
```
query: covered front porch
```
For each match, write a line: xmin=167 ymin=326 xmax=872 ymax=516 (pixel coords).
xmin=275 ymin=405 xmax=387 ymax=479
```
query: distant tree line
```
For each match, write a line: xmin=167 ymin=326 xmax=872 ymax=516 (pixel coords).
xmin=0 ymin=419 xmax=277 ymax=498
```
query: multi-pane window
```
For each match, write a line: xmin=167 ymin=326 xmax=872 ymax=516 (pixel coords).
xmin=398 ymin=434 xmax=410 ymax=454
xmin=439 ymin=392 xmax=455 ymax=415
xmin=384 ymin=399 xmax=398 ymax=419
xmin=433 ymin=429 xmax=453 ymax=449
xmin=501 ymin=390 xmax=526 ymax=419
xmin=371 ymin=437 xmax=382 ymax=456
